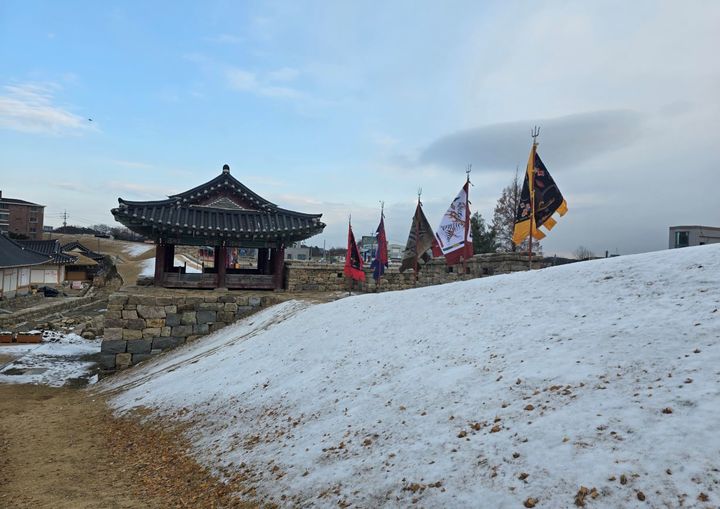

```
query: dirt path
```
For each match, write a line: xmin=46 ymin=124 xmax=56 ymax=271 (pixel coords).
xmin=0 ymin=384 xmax=259 ymax=508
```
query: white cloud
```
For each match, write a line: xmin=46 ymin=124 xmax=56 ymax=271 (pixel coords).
xmin=206 ymin=33 xmax=244 ymax=44
xmin=107 ymin=159 xmax=154 ymax=170
xmin=0 ymin=82 xmax=92 ymax=135
xmin=107 ymin=181 xmax=179 ymax=199
xmin=225 ymin=67 xmax=303 ymax=100
xmin=267 ymin=67 xmax=300 ymax=82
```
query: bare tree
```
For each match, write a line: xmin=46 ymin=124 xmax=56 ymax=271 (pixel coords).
xmin=492 ymin=168 xmax=541 ymax=254
xmin=573 ymin=246 xmax=594 ymax=260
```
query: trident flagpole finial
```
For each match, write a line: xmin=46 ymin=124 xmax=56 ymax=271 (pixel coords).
xmin=465 ymin=163 xmax=472 ymax=185
xmin=531 ymin=125 xmax=541 ymax=146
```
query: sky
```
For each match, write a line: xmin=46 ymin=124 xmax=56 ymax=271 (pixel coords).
xmin=1 ymin=0 xmax=718 ymax=256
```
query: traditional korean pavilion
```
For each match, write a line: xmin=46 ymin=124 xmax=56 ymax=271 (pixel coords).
xmin=111 ymin=164 xmax=325 ymax=290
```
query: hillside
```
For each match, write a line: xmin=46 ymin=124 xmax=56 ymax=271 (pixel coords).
xmin=100 ymin=245 xmax=720 ymax=508
xmin=44 ymin=233 xmax=155 ymax=284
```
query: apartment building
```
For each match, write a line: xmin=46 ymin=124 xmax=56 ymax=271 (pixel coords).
xmin=0 ymin=190 xmax=45 ymax=240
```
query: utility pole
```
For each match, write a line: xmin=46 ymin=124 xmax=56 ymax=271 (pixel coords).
xmin=62 ymin=210 xmax=68 ymax=228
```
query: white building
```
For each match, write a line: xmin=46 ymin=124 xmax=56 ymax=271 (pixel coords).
xmin=668 ymin=226 xmax=720 ymax=249
xmin=0 ymin=234 xmax=51 ymax=299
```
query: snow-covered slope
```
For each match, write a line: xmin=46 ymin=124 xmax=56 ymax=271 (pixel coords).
xmin=102 ymin=245 xmax=720 ymax=508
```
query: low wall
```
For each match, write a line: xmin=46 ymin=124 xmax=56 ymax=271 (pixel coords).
xmin=0 ymin=293 xmax=100 ymax=329
xmin=285 ymin=253 xmax=550 ymax=292
xmin=100 ymin=291 xmax=281 ymax=370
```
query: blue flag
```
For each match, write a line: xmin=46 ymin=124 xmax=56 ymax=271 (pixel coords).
xmin=370 ymin=216 xmax=388 ymax=281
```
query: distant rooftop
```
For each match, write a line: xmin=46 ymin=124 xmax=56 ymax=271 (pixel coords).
xmin=0 ymin=196 xmax=45 ymax=207
xmin=669 ymin=225 xmax=720 ymax=231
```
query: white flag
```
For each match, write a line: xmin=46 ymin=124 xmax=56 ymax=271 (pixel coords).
xmin=434 ymin=182 xmax=472 ymax=264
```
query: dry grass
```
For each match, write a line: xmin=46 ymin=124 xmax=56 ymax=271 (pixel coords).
xmin=45 ymin=233 xmax=155 ymax=286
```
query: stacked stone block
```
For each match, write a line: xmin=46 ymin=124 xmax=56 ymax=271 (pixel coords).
xmin=100 ymin=293 xmax=276 ymax=370
xmin=285 ymin=253 xmax=550 ymax=293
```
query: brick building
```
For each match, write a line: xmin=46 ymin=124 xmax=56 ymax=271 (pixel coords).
xmin=0 ymin=190 xmax=45 ymax=240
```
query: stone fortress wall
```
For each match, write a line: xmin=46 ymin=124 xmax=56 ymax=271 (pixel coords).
xmin=285 ymin=252 xmax=547 ymax=292
xmin=102 ymin=253 xmax=547 ymax=370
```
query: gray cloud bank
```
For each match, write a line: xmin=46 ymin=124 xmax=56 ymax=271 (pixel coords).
xmin=420 ymin=110 xmax=646 ymax=172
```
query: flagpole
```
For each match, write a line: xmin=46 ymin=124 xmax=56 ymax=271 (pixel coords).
xmin=529 ymin=126 xmax=540 ymax=270
xmin=378 ymin=201 xmax=384 ymax=293
xmin=464 ymin=164 xmax=471 ymax=275
xmin=349 ymin=214 xmax=353 ymax=296
xmin=415 ymin=189 xmax=421 ymax=283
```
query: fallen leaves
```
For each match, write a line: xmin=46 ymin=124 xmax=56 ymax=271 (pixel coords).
xmin=105 ymin=410 xmax=258 ymax=508
xmin=524 ymin=496 xmax=538 ymax=507
xmin=402 ymin=481 xmax=443 ymax=494
xmin=574 ymin=486 xmax=599 ymax=506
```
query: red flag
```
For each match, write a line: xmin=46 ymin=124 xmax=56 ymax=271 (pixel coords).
xmin=344 ymin=223 xmax=365 ymax=281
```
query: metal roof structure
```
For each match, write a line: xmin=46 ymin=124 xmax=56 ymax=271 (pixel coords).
xmin=0 ymin=197 xmax=44 ymax=207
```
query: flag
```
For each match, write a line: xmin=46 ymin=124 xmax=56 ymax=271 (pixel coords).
xmin=512 ymin=144 xmax=568 ymax=246
xmin=400 ymin=202 xmax=435 ymax=273
xmin=344 ymin=223 xmax=365 ymax=281
xmin=434 ymin=181 xmax=473 ymax=265
xmin=370 ymin=215 xmax=388 ymax=281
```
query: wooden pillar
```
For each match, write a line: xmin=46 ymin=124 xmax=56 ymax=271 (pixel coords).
xmin=272 ymin=245 xmax=285 ymax=290
xmin=154 ymin=244 xmax=166 ymax=285
xmin=216 ymin=245 xmax=227 ymax=288
xmin=165 ymin=244 xmax=175 ymax=271
xmin=257 ymin=248 xmax=269 ymax=274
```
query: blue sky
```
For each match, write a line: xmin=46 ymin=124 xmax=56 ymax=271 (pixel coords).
xmin=1 ymin=1 xmax=718 ymax=255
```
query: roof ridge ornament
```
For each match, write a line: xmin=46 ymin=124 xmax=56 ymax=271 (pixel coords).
xmin=222 ymin=164 xmax=230 ymax=174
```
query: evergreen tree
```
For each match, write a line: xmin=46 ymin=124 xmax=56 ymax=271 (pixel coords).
xmin=491 ymin=169 xmax=541 ymax=253
xmin=470 ymin=212 xmax=497 ymax=253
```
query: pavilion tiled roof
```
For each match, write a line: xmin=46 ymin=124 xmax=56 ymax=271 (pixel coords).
xmin=0 ymin=234 xmax=51 ymax=269
xmin=60 ymin=241 xmax=105 ymax=261
xmin=111 ymin=165 xmax=325 ymax=244
xmin=18 ymin=239 xmax=78 ymax=264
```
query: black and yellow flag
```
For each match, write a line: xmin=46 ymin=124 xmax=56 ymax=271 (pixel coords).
xmin=512 ymin=143 xmax=568 ymax=245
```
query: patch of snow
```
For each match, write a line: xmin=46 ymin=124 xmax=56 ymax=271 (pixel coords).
xmin=140 ymin=255 xmax=203 ymax=276
xmin=102 ymin=245 xmax=720 ymax=507
xmin=122 ymin=243 xmax=154 ymax=257
xmin=139 ymin=258 xmax=155 ymax=277
xmin=0 ymin=332 xmax=100 ymax=387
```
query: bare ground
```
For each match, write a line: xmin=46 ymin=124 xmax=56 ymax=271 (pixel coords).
xmin=0 ymin=384 xmax=260 ymax=508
